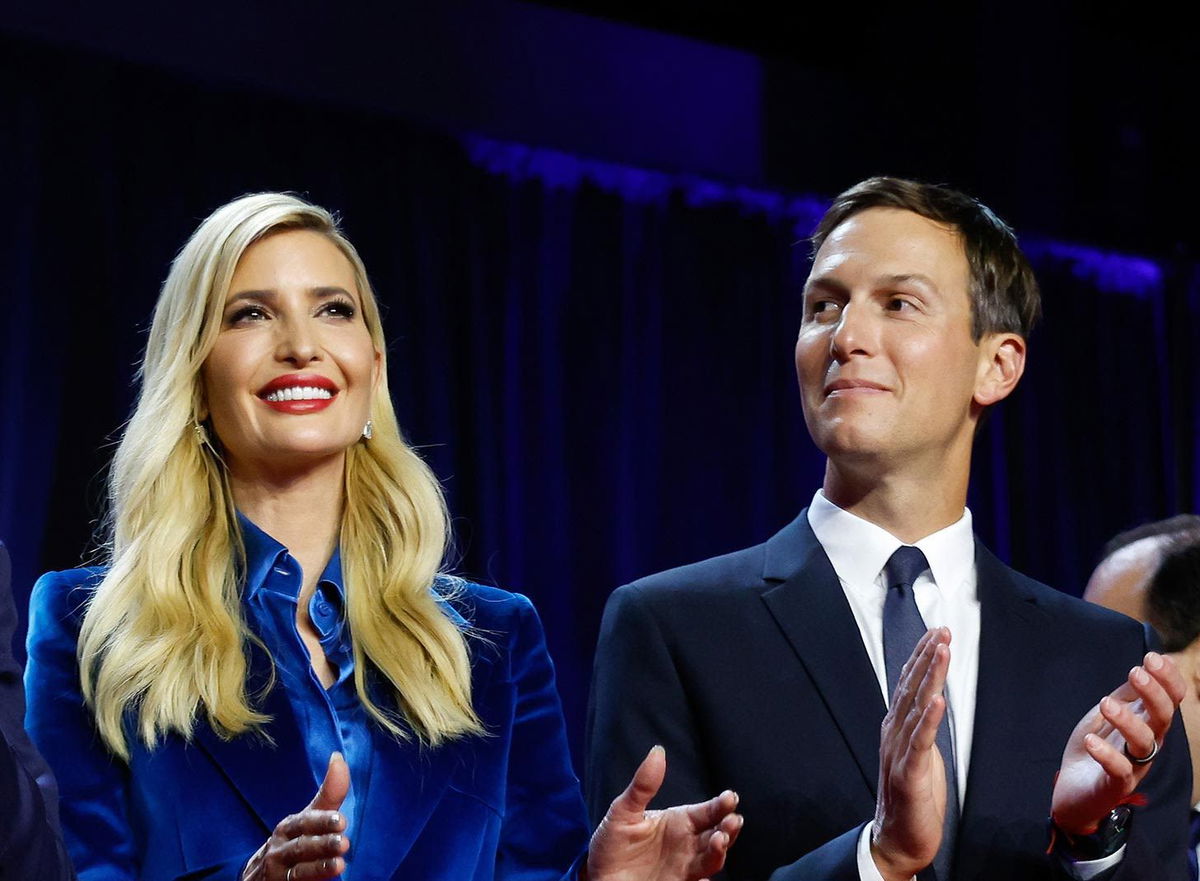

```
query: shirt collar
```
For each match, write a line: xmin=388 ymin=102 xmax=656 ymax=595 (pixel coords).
xmin=236 ymin=512 xmax=346 ymax=605
xmin=807 ymin=490 xmax=975 ymax=595
xmin=238 ymin=511 xmax=289 ymax=597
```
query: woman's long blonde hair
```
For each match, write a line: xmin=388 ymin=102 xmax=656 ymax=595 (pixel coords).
xmin=79 ymin=193 xmax=482 ymax=760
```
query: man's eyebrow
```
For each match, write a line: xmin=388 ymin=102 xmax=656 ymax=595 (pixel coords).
xmin=879 ymin=273 xmax=938 ymax=291
xmin=802 ymin=276 xmax=849 ymax=296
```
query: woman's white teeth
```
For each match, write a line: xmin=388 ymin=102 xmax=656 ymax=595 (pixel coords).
xmin=264 ymin=386 xmax=333 ymax=402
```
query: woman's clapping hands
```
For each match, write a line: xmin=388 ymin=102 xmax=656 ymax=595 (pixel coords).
xmin=242 ymin=753 xmax=351 ymax=881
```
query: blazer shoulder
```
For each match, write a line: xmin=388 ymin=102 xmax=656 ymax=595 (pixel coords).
xmin=986 ymin=553 xmax=1151 ymax=645
xmin=1047 ymin=584 xmax=1152 ymax=642
xmin=28 ymin=568 xmax=104 ymax=627
xmin=439 ymin=577 xmax=540 ymax=631
xmin=440 ymin=579 xmax=553 ymax=673
xmin=622 ymin=512 xmax=816 ymax=603
xmin=626 ymin=542 xmax=770 ymax=600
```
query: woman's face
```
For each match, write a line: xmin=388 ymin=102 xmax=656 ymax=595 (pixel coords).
xmin=201 ymin=229 xmax=381 ymax=477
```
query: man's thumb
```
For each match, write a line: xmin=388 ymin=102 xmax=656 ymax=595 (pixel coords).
xmin=607 ymin=745 xmax=666 ymax=822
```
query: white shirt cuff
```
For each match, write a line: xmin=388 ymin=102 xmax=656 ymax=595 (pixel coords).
xmin=855 ymin=821 xmax=1121 ymax=880
xmin=1063 ymin=843 xmax=1125 ymax=879
xmin=856 ymin=822 xmax=907 ymax=881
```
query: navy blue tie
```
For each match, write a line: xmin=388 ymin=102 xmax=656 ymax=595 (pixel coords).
xmin=883 ymin=546 xmax=958 ymax=881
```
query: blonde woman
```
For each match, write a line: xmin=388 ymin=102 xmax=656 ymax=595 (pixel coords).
xmin=25 ymin=193 xmax=741 ymax=881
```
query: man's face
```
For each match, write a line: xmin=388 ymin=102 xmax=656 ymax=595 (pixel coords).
xmin=1083 ymin=536 xmax=1168 ymax=621
xmin=1085 ymin=534 xmax=1200 ymax=804
xmin=795 ymin=207 xmax=998 ymax=468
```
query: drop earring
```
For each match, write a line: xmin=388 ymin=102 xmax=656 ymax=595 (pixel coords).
xmin=362 ymin=419 xmax=374 ymax=440
xmin=193 ymin=418 xmax=221 ymax=459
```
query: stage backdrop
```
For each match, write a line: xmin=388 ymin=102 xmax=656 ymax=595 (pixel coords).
xmin=3 ymin=35 xmax=1198 ymax=768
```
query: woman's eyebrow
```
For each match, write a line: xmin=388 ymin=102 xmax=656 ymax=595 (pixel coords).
xmin=310 ymin=286 xmax=356 ymax=302
xmin=226 ymin=288 xmax=277 ymax=305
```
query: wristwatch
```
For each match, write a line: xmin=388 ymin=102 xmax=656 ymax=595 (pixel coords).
xmin=1050 ymin=805 xmax=1134 ymax=861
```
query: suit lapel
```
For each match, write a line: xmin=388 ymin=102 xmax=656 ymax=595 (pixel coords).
xmin=760 ymin=511 xmax=887 ymax=797
xmin=956 ymin=542 xmax=1050 ymax=878
xmin=191 ymin=643 xmax=315 ymax=834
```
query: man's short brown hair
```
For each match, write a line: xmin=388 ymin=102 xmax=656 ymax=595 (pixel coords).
xmin=811 ymin=177 xmax=1042 ymax=341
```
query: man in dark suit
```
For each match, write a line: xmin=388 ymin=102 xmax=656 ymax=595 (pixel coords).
xmin=586 ymin=177 xmax=1191 ymax=880
xmin=1 ymin=541 xmax=74 ymax=880
xmin=1084 ymin=518 xmax=1200 ymax=876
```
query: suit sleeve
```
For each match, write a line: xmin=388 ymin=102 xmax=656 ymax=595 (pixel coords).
xmin=1 ymin=548 xmax=76 ymax=881
xmin=498 ymin=595 xmax=591 ymax=880
xmin=770 ymin=623 xmax=1195 ymax=881
xmin=765 ymin=827 xmax=864 ymax=881
xmin=585 ymin=584 xmax=715 ymax=825
xmin=25 ymin=570 xmax=138 ymax=880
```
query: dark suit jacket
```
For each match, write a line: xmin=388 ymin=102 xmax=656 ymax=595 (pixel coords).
xmin=25 ymin=568 xmax=589 ymax=881
xmin=586 ymin=512 xmax=1192 ymax=880
xmin=1 ymin=542 xmax=75 ymax=880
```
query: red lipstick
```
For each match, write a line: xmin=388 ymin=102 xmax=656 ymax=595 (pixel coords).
xmin=257 ymin=373 xmax=339 ymax=414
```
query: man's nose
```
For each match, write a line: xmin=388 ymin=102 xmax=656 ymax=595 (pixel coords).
xmin=830 ymin=302 xmax=874 ymax=361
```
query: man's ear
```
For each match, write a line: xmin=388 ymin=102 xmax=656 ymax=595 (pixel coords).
xmin=974 ymin=332 xmax=1026 ymax=407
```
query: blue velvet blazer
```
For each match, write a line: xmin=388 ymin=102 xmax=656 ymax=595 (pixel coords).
xmin=25 ymin=569 xmax=590 ymax=881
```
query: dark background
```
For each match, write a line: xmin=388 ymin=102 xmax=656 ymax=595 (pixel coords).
xmin=2 ymin=0 xmax=1199 ymax=770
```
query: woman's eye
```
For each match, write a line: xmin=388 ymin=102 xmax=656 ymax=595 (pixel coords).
xmin=227 ymin=305 xmax=268 ymax=324
xmin=321 ymin=299 xmax=357 ymax=319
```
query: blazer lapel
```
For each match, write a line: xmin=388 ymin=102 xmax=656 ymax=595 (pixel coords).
xmin=353 ymin=608 xmax=491 ymax=881
xmin=759 ymin=511 xmax=887 ymax=798
xmin=191 ymin=646 xmax=469 ymax=880
xmin=956 ymin=542 xmax=1052 ymax=879
xmin=352 ymin=713 xmax=463 ymax=880
xmin=191 ymin=643 xmax=315 ymax=834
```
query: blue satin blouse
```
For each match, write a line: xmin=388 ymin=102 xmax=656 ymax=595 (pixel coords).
xmin=238 ymin=514 xmax=370 ymax=877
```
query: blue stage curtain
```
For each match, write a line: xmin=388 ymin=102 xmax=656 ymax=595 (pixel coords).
xmin=3 ymin=34 xmax=1198 ymax=767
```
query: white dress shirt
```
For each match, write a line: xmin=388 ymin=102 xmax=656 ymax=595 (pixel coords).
xmin=806 ymin=491 xmax=1119 ymax=881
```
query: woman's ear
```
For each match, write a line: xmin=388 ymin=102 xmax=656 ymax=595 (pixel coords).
xmin=196 ymin=388 xmax=209 ymax=425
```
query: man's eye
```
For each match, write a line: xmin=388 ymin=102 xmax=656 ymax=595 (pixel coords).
xmin=809 ymin=299 xmax=841 ymax=317
xmin=886 ymin=297 xmax=915 ymax=312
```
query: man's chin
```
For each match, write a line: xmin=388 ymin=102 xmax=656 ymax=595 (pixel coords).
xmin=812 ymin=426 xmax=895 ymax=462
